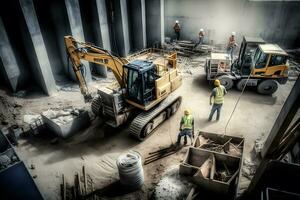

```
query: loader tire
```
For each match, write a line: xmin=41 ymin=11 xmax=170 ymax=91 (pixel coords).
xmin=217 ymin=75 xmax=234 ymax=90
xmin=257 ymin=80 xmax=278 ymax=95
xmin=236 ymin=79 xmax=247 ymax=91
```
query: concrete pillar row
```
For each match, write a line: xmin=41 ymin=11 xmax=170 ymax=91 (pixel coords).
xmin=64 ymin=0 xmax=92 ymax=83
xmin=19 ymin=0 xmax=57 ymax=95
xmin=0 ymin=18 xmax=21 ymax=93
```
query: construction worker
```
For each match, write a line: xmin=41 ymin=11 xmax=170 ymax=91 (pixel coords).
xmin=177 ymin=109 xmax=194 ymax=145
xmin=173 ymin=20 xmax=181 ymax=41
xmin=227 ymin=32 xmax=237 ymax=61
xmin=195 ymin=28 xmax=205 ymax=48
xmin=209 ymin=79 xmax=227 ymax=121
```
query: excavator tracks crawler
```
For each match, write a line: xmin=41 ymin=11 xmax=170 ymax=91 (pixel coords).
xmin=129 ymin=95 xmax=182 ymax=141
xmin=91 ymin=96 xmax=102 ymax=116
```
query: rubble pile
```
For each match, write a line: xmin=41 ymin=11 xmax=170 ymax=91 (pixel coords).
xmin=154 ymin=165 xmax=192 ymax=200
xmin=42 ymin=107 xmax=84 ymax=126
xmin=163 ymin=40 xmax=213 ymax=57
xmin=0 ymin=154 xmax=19 ymax=171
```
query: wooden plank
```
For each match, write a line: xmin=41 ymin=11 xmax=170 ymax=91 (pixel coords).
xmin=82 ymin=166 xmax=87 ymax=196
xmin=261 ymin=76 xmax=300 ymax=158
xmin=60 ymin=174 xmax=66 ymax=200
xmin=248 ymin=76 xmax=300 ymax=194
xmin=186 ymin=187 xmax=196 ymax=200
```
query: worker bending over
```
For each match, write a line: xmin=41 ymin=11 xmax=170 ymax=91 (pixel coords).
xmin=177 ymin=110 xmax=194 ymax=145
xmin=227 ymin=32 xmax=237 ymax=61
xmin=173 ymin=20 xmax=181 ymax=41
xmin=195 ymin=28 xmax=205 ymax=48
xmin=209 ymin=79 xmax=227 ymax=121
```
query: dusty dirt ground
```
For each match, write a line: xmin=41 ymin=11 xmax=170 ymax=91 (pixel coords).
xmin=0 ymin=55 xmax=296 ymax=200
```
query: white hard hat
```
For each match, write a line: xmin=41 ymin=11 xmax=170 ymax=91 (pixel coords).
xmin=231 ymin=32 xmax=236 ymax=36
xmin=200 ymin=28 xmax=204 ymax=32
xmin=175 ymin=20 xmax=179 ymax=23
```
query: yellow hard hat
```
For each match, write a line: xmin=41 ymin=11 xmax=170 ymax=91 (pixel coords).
xmin=184 ymin=109 xmax=190 ymax=115
xmin=214 ymin=79 xmax=220 ymax=86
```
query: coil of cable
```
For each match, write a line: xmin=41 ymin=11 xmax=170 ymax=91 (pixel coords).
xmin=116 ymin=151 xmax=144 ymax=190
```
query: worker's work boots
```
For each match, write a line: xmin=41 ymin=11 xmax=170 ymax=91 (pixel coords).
xmin=184 ymin=136 xmax=187 ymax=145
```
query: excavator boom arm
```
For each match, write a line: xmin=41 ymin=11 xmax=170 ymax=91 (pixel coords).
xmin=64 ymin=35 xmax=128 ymax=101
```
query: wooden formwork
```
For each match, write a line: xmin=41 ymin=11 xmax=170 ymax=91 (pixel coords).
xmin=179 ymin=131 xmax=245 ymax=197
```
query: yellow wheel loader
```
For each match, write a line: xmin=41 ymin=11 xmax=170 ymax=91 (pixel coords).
xmin=64 ymin=36 xmax=182 ymax=140
xmin=205 ymin=36 xmax=289 ymax=95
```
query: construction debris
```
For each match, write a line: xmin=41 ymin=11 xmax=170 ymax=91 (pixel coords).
xmin=60 ymin=166 xmax=97 ymax=200
xmin=163 ymin=40 xmax=213 ymax=57
xmin=154 ymin=165 xmax=193 ymax=200
xmin=193 ymin=133 xmax=243 ymax=156
xmin=42 ymin=107 xmax=83 ymax=126
xmin=23 ymin=114 xmax=42 ymax=125
xmin=144 ymin=145 xmax=182 ymax=165
xmin=42 ymin=107 xmax=90 ymax=138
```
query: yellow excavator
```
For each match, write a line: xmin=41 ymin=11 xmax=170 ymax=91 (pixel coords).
xmin=64 ymin=36 xmax=182 ymax=140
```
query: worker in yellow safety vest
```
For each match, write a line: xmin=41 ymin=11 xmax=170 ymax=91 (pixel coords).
xmin=177 ymin=109 xmax=194 ymax=145
xmin=209 ymin=79 xmax=227 ymax=121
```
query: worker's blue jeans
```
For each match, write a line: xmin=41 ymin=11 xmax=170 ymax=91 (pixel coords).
xmin=195 ymin=37 xmax=204 ymax=48
xmin=209 ymin=103 xmax=223 ymax=121
xmin=177 ymin=129 xmax=193 ymax=144
xmin=227 ymin=46 xmax=235 ymax=61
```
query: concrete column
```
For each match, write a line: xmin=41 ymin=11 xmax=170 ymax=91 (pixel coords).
xmin=0 ymin=19 xmax=21 ymax=92
xmin=64 ymin=0 xmax=92 ymax=82
xmin=96 ymin=0 xmax=112 ymax=51
xmin=128 ymin=0 xmax=147 ymax=50
xmin=120 ymin=0 xmax=130 ymax=56
xmin=19 ymin=0 xmax=57 ymax=95
xmin=95 ymin=0 xmax=111 ymax=77
xmin=160 ymin=0 xmax=165 ymax=45
xmin=141 ymin=0 xmax=147 ymax=48
xmin=145 ymin=0 xmax=162 ymax=47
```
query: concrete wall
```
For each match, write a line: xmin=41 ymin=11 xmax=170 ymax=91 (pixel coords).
xmin=164 ymin=0 xmax=300 ymax=48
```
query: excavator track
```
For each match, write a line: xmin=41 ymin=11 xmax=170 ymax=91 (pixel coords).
xmin=129 ymin=95 xmax=182 ymax=141
xmin=91 ymin=96 xmax=102 ymax=116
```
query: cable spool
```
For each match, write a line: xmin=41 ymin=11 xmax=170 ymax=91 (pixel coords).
xmin=116 ymin=151 xmax=144 ymax=190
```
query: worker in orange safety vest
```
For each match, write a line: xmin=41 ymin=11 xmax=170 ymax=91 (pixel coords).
xmin=173 ymin=20 xmax=181 ymax=41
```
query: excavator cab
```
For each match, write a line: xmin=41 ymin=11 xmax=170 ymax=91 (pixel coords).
xmin=124 ymin=60 xmax=158 ymax=105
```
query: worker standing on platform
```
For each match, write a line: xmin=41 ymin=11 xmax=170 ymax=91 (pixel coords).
xmin=227 ymin=32 xmax=237 ymax=61
xmin=177 ymin=109 xmax=194 ymax=145
xmin=195 ymin=28 xmax=205 ymax=48
xmin=173 ymin=20 xmax=181 ymax=41
xmin=209 ymin=79 xmax=227 ymax=121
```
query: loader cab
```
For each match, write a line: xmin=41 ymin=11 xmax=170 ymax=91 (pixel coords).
xmin=124 ymin=60 xmax=158 ymax=106
xmin=251 ymin=44 xmax=289 ymax=78
xmin=235 ymin=36 xmax=265 ymax=76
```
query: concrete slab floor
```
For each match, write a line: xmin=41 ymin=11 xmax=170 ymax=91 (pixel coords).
xmin=0 ymin=57 xmax=296 ymax=199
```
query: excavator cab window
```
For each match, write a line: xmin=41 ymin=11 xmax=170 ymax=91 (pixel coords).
xmin=127 ymin=69 xmax=143 ymax=103
xmin=125 ymin=61 xmax=158 ymax=106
